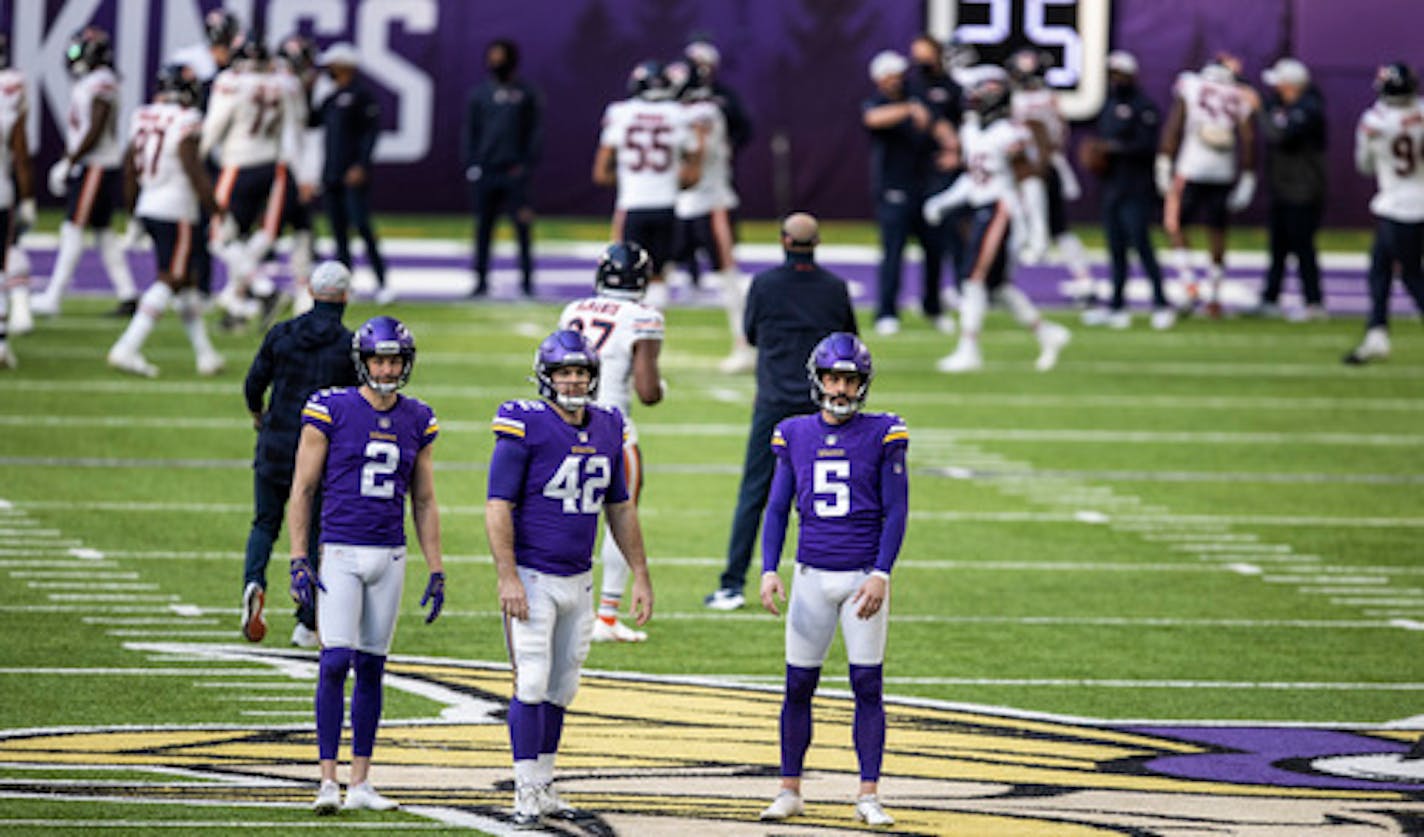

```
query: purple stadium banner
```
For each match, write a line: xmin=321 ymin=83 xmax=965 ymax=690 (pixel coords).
xmin=6 ymin=0 xmax=1412 ymax=225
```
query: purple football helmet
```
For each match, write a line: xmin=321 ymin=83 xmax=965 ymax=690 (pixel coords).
xmin=807 ymin=332 xmax=873 ymax=417
xmin=352 ymin=316 xmax=416 ymax=394
xmin=534 ymin=329 xmax=600 ymax=410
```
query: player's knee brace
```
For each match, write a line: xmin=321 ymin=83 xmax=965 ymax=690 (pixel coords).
xmin=849 ymin=663 xmax=883 ymax=706
xmin=785 ymin=664 xmax=821 ymax=705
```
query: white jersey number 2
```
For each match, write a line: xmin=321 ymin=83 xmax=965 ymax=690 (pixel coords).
xmin=813 ymin=460 xmax=851 ymax=518
xmin=360 ymin=441 xmax=400 ymax=499
xmin=544 ymin=455 xmax=612 ymax=514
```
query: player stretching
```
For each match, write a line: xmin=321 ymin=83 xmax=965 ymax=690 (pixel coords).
xmin=486 ymin=330 xmax=652 ymax=826
xmin=107 ymin=65 xmax=224 ymax=378
xmin=288 ymin=315 xmax=446 ymax=813
xmin=558 ymin=243 xmax=663 ymax=642
xmin=758 ymin=333 xmax=907 ymax=827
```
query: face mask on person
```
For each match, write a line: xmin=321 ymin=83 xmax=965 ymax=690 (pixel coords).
xmin=489 ymin=59 xmax=513 ymax=82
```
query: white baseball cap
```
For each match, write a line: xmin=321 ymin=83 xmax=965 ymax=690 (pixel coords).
xmin=319 ymin=42 xmax=360 ymax=68
xmin=309 ymin=260 xmax=352 ymax=296
xmin=1107 ymin=50 xmax=1138 ymax=76
xmin=1263 ymin=57 xmax=1309 ymax=87
xmin=869 ymin=50 xmax=908 ymax=82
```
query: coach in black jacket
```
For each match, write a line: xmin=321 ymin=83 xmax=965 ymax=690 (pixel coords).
xmin=705 ymin=214 xmax=859 ymax=610
xmin=240 ymin=262 xmax=358 ymax=646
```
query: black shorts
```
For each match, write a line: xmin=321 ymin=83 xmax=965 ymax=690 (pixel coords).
xmin=215 ymin=162 xmax=288 ymax=238
xmin=141 ymin=217 xmax=197 ymax=284
xmin=1046 ymin=167 xmax=1069 ymax=237
xmin=965 ymin=203 xmax=1010 ymax=288
xmin=622 ymin=208 xmax=676 ymax=273
xmin=65 ymin=165 xmax=119 ymax=229
xmin=1178 ymin=181 xmax=1231 ymax=230
xmin=673 ymin=213 xmax=728 ymax=272
xmin=284 ymin=176 xmax=313 ymax=233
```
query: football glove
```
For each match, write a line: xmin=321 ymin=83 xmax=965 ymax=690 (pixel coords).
xmin=289 ymin=556 xmax=325 ymax=610
xmin=420 ymin=571 xmax=445 ymax=624
xmin=1227 ymin=172 xmax=1256 ymax=212
xmin=1154 ymin=153 xmax=1173 ymax=196
xmin=47 ymin=160 xmax=71 ymax=198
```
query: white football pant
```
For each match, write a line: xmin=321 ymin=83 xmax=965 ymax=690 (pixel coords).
xmin=507 ymin=567 xmax=593 ymax=706
xmin=786 ymin=565 xmax=888 ymax=668
xmin=597 ymin=436 xmax=642 ymax=613
xmin=317 ymin=544 xmax=407 ymax=655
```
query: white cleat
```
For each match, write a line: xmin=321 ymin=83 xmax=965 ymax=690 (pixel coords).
xmin=1079 ymin=307 xmax=1110 ymax=327
xmin=1150 ymin=308 xmax=1177 ymax=331
xmin=107 ymin=348 xmax=159 ymax=379
xmin=1034 ymin=322 xmax=1070 ymax=372
xmin=759 ymin=789 xmax=805 ymax=821
xmin=855 ymin=794 xmax=895 ymax=826
xmin=29 ymin=294 xmax=59 ymax=318
xmin=932 ymin=314 xmax=957 ymax=335
xmin=0 ymin=344 xmax=15 ymax=370
xmin=343 ymin=781 xmax=399 ymax=811
xmin=717 ymin=347 xmax=756 ymax=375
xmin=592 ymin=617 xmax=647 ymax=643
xmin=291 ymin=623 xmax=319 ymax=648
xmin=935 ymin=342 xmax=982 ymax=373
xmin=1106 ymin=310 xmax=1131 ymax=330
xmin=312 ymin=779 xmax=341 ymax=815
xmin=8 ymin=296 xmax=33 ymax=336
xmin=703 ymin=587 xmax=746 ymax=611
xmin=1344 ymin=326 xmax=1391 ymax=366
xmin=240 ymin=582 xmax=266 ymax=643
xmin=374 ymin=285 xmax=399 ymax=307
xmin=873 ymin=316 xmax=900 ymax=336
xmin=536 ymin=782 xmax=577 ymax=819
xmin=512 ymin=782 xmax=542 ymax=829
xmin=196 ymin=352 xmax=227 ymax=377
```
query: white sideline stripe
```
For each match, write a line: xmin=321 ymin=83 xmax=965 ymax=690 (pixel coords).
xmin=105 ymin=630 xmax=237 ymax=638
xmin=1302 ymin=587 xmax=1422 ymax=595
xmin=438 ymin=610 xmax=1407 ymax=630
xmin=1266 ymin=576 xmax=1391 ymax=585
xmin=194 ymin=682 xmax=313 ymax=690
xmin=238 ymin=710 xmax=313 ymax=717
xmin=226 ymin=695 xmax=310 ymax=702
xmin=405 ymin=805 xmax=532 ymax=836
xmin=1170 ymin=543 xmax=1292 ymax=553
xmin=83 ymin=618 xmax=220 ymax=625
xmin=28 ymin=582 xmax=160 ymax=590
xmin=16 ymin=499 xmax=1424 ymax=530
xmin=0 ymin=819 xmax=444 ymax=830
xmin=45 ymin=594 xmax=177 ymax=602
xmin=1333 ymin=597 xmax=1424 ymax=606
xmin=713 ymin=674 xmax=1424 ymax=690
xmin=7 ymin=571 xmax=137 ymax=578
xmin=0 ymin=668 xmax=287 ymax=676
xmin=0 ymin=605 xmax=181 ymax=613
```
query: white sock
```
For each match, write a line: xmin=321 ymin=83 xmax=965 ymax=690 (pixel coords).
xmin=250 ymin=270 xmax=276 ymax=298
xmin=178 ymin=290 xmax=216 ymax=357
xmin=536 ymin=752 xmax=555 ymax=785
xmin=290 ymin=230 xmax=314 ymax=283
xmin=718 ymin=269 xmax=747 ymax=342
xmin=113 ymin=282 xmax=172 ymax=355
xmin=8 ymin=246 xmax=31 ymax=287
xmin=43 ymin=222 xmax=85 ymax=303
xmin=513 ymin=759 xmax=539 ymax=788
xmin=1055 ymin=232 xmax=1091 ymax=281
xmin=998 ymin=285 xmax=1041 ymax=329
xmin=960 ymin=281 xmax=987 ymax=337
xmin=97 ymin=229 xmax=137 ymax=301
xmin=1172 ymin=248 xmax=1195 ymax=284
xmin=598 ymin=527 xmax=630 ymax=620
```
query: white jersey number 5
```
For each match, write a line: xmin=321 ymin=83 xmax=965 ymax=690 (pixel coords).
xmin=813 ymin=460 xmax=851 ymax=517
xmin=544 ymin=455 xmax=612 ymax=514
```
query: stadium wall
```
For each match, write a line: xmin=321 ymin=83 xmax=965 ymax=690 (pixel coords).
xmin=9 ymin=0 xmax=1415 ymax=226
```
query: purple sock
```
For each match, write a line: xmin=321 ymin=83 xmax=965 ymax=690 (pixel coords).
xmin=350 ymin=652 xmax=386 ymax=758
xmin=850 ymin=664 xmax=885 ymax=781
xmin=507 ymin=697 xmax=542 ymax=762
xmin=316 ymin=648 xmax=354 ymax=761
xmin=780 ymin=665 xmax=820 ymax=777
xmin=541 ymin=703 xmax=566 ymax=757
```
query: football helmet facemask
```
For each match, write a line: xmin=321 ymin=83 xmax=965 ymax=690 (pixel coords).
xmin=595 ymin=242 xmax=652 ymax=299
xmin=230 ymin=31 xmax=271 ymax=69
xmin=352 ymin=316 xmax=417 ymax=394
xmin=66 ymin=27 xmax=113 ymax=77
xmin=967 ymin=69 xmax=1012 ymax=123
xmin=204 ymin=10 xmax=240 ymax=48
xmin=1006 ymin=48 xmax=1052 ymax=88
xmin=1376 ymin=62 xmax=1419 ymax=105
xmin=155 ymin=64 xmax=200 ymax=108
xmin=807 ymin=332 xmax=873 ymax=417
xmin=278 ymin=35 xmax=317 ymax=76
xmin=534 ymin=330 xmax=600 ymax=411
xmin=628 ymin=59 xmax=671 ymax=100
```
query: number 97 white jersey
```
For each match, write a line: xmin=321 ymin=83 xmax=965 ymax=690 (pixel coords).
xmin=129 ymin=102 xmax=204 ymax=222
xmin=1357 ymin=98 xmax=1424 ymax=222
xmin=559 ymin=295 xmax=665 ymax=419
xmin=599 ymin=98 xmax=693 ymax=210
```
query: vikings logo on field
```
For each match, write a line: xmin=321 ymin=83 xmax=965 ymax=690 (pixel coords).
xmin=1 ymin=644 xmax=1421 ymax=834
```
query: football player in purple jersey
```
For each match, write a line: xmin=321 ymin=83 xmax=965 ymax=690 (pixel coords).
xmin=486 ymin=329 xmax=653 ymax=827
xmin=288 ymin=315 xmax=446 ymax=814
xmin=757 ymin=332 xmax=908 ymax=828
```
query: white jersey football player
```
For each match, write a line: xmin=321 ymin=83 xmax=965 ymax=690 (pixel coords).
xmin=107 ymin=66 xmax=224 ymax=380
xmin=0 ymin=35 xmax=34 ymax=365
xmin=31 ymin=27 xmax=138 ymax=319
xmin=1345 ymin=62 xmax=1424 ymax=365
xmin=557 ymin=243 xmax=664 ymax=642
xmin=593 ymin=60 xmax=702 ymax=309
xmin=1156 ymin=56 xmax=1257 ymax=315
xmin=666 ymin=60 xmax=754 ymax=373
xmin=275 ymin=35 xmax=323 ymax=315
xmin=202 ymin=32 xmax=302 ymax=327
xmin=924 ymin=69 xmax=1070 ymax=373
xmin=1005 ymin=49 xmax=1093 ymax=297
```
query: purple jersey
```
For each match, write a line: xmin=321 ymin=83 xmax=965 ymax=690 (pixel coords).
xmin=301 ymin=387 xmax=439 ymax=547
xmin=487 ymin=399 xmax=630 ymax=576
xmin=771 ymin=411 xmax=908 ymax=571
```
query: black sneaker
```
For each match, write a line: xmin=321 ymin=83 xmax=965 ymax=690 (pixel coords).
xmin=108 ymin=299 xmax=138 ymax=318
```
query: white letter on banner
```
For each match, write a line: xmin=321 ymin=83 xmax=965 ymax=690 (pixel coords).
xmin=357 ymin=0 xmax=435 ymax=163
xmin=16 ymin=0 xmax=103 ymax=152
xmin=264 ymin=0 xmax=348 ymax=50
